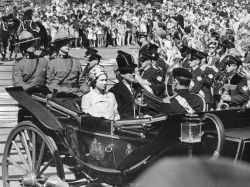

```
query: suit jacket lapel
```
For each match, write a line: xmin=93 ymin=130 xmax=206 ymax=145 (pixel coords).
xmin=118 ymin=81 xmax=134 ymax=101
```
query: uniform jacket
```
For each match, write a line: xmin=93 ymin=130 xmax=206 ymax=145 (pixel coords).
xmin=160 ymin=89 xmax=205 ymax=115
xmin=12 ymin=57 xmax=48 ymax=93
xmin=226 ymin=73 xmax=249 ymax=107
xmin=191 ymin=66 xmax=216 ymax=105
xmin=215 ymin=54 xmax=228 ymax=72
xmin=109 ymin=80 xmax=135 ymax=119
xmin=141 ymin=65 xmax=166 ymax=98
xmin=47 ymin=57 xmax=89 ymax=96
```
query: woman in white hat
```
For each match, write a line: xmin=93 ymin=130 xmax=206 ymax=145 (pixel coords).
xmin=81 ymin=65 xmax=120 ymax=120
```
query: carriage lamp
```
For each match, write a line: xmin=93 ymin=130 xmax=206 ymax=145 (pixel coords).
xmin=180 ymin=114 xmax=203 ymax=143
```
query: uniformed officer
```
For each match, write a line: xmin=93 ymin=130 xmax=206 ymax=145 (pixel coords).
xmin=215 ymin=39 xmax=235 ymax=72
xmin=219 ymin=56 xmax=249 ymax=108
xmin=137 ymin=33 xmax=149 ymax=48
xmin=160 ymin=67 xmax=206 ymax=115
xmin=139 ymin=43 xmax=166 ymax=98
xmin=189 ymin=48 xmax=216 ymax=110
xmin=12 ymin=31 xmax=49 ymax=95
xmin=46 ymin=32 xmax=93 ymax=102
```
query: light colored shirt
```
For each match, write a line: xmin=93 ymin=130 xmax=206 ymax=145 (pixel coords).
xmin=81 ymin=89 xmax=120 ymax=120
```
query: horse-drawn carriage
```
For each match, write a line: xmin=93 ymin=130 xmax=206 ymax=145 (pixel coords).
xmin=2 ymin=86 xmax=250 ymax=187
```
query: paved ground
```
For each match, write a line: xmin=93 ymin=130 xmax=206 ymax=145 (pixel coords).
xmin=0 ymin=45 xmax=140 ymax=187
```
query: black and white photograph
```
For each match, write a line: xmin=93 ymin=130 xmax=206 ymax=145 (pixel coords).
xmin=1 ymin=0 xmax=250 ymax=186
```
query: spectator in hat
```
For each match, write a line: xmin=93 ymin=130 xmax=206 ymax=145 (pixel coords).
xmin=46 ymin=32 xmax=89 ymax=103
xmin=12 ymin=31 xmax=49 ymax=95
xmin=220 ymin=55 xmax=249 ymax=108
xmin=160 ymin=67 xmax=206 ymax=115
xmin=81 ymin=65 xmax=120 ymax=120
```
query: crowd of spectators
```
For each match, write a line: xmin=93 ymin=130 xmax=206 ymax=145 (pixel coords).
xmin=0 ymin=0 xmax=250 ymax=61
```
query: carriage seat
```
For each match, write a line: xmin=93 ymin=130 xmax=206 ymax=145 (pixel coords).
xmin=72 ymin=98 xmax=82 ymax=111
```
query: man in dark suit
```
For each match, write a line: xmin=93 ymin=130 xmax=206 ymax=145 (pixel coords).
xmin=109 ymin=51 xmax=138 ymax=119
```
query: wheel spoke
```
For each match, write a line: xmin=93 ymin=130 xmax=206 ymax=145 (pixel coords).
xmin=21 ymin=131 xmax=32 ymax=169
xmin=35 ymin=140 xmax=45 ymax=175
xmin=11 ymin=140 xmax=30 ymax=171
xmin=36 ymin=181 xmax=44 ymax=187
xmin=32 ymin=131 xmax=36 ymax=173
xmin=3 ymin=123 xmax=65 ymax=187
xmin=7 ymin=157 xmax=29 ymax=174
xmin=37 ymin=158 xmax=54 ymax=177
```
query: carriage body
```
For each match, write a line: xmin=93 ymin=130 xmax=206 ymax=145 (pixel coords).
xmin=3 ymin=86 xmax=250 ymax=186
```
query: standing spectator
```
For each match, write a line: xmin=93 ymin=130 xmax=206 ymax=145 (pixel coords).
xmin=87 ymin=24 xmax=94 ymax=47
xmin=92 ymin=24 xmax=97 ymax=48
xmin=131 ymin=16 xmax=139 ymax=45
xmin=119 ymin=19 xmax=127 ymax=46
xmin=96 ymin=22 xmax=103 ymax=47
xmin=139 ymin=16 xmax=147 ymax=35
xmin=126 ymin=15 xmax=133 ymax=45
xmin=49 ymin=16 xmax=59 ymax=42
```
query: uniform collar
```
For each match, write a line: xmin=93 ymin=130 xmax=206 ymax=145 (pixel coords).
xmin=175 ymin=89 xmax=190 ymax=96
xmin=144 ymin=64 xmax=158 ymax=71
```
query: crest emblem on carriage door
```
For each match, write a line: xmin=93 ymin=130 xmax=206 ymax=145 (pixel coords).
xmin=89 ymin=138 xmax=105 ymax=160
xmin=126 ymin=144 xmax=133 ymax=156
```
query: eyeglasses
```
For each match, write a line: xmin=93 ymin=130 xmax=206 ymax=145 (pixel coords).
xmin=209 ymin=46 xmax=216 ymax=49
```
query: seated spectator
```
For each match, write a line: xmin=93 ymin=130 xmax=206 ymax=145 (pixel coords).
xmin=81 ymin=65 xmax=120 ymax=120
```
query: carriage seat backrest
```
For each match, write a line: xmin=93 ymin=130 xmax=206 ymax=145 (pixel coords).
xmin=72 ymin=98 xmax=82 ymax=111
xmin=47 ymin=97 xmax=84 ymax=117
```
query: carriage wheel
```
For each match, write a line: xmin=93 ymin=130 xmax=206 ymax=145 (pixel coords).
xmin=200 ymin=113 xmax=225 ymax=159
xmin=2 ymin=121 xmax=65 ymax=187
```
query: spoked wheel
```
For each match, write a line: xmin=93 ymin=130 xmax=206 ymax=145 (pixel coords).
xmin=2 ymin=121 xmax=65 ymax=187
xmin=157 ymin=113 xmax=225 ymax=159
xmin=195 ymin=113 xmax=225 ymax=159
